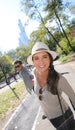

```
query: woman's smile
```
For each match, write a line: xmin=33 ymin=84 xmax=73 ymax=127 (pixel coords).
xmin=33 ymin=51 xmax=51 ymax=73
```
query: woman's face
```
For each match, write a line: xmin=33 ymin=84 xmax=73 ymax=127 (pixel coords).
xmin=32 ymin=51 xmax=51 ymax=73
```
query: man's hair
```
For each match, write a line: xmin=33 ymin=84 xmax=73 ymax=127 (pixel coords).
xmin=14 ymin=60 xmax=22 ymax=65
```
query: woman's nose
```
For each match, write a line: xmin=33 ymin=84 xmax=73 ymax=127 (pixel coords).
xmin=39 ymin=58 xmax=44 ymax=63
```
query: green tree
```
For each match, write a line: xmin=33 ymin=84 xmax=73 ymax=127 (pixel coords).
xmin=15 ymin=45 xmax=30 ymax=64
xmin=44 ymin=0 xmax=75 ymax=52
xmin=21 ymin=0 xmax=67 ymax=54
xmin=0 ymin=55 xmax=13 ymax=82
xmin=7 ymin=49 xmax=16 ymax=61
xmin=30 ymin=23 xmax=57 ymax=50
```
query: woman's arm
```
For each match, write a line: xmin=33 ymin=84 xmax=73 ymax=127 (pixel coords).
xmin=58 ymin=75 xmax=75 ymax=109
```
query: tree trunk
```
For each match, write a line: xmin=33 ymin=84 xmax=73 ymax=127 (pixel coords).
xmin=34 ymin=5 xmax=67 ymax=55
xmin=54 ymin=10 xmax=75 ymax=52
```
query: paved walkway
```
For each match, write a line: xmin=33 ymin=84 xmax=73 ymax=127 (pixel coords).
xmin=34 ymin=60 xmax=75 ymax=130
xmin=34 ymin=108 xmax=56 ymax=130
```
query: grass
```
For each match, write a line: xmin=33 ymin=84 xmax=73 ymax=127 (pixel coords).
xmin=59 ymin=52 xmax=75 ymax=63
xmin=0 ymin=80 xmax=27 ymax=118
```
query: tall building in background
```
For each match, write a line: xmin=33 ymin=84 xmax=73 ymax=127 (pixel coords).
xmin=18 ymin=19 xmax=29 ymax=45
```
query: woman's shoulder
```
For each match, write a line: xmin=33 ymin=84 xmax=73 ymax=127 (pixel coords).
xmin=58 ymin=74 xmax=66 ymax=87
xmin=58 ymin=73 xmax=69 ymax=91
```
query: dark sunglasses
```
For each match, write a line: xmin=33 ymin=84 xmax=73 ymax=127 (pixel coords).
xmin=15 ymin=65 xmax=21 ymax=68
xmin=39 ymin=88 xmax=43 ymax=101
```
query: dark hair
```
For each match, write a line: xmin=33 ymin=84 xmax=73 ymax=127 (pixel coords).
xmin=14 ymin=60 xmax=22 ymax=65
xmin=47 ymin=53 xmax=59 ymax=94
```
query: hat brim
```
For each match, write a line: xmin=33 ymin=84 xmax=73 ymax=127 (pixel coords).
xmin=27 ymin=50 xmax=57 ymax=65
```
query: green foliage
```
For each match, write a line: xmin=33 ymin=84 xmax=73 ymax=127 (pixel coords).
xmin=30 ymin=24 xmax=48 ymax=43
xmin=57 ymin=34 xmax=75 ymax=55
xmin=0 ymin=81 xmax=27 ymax=118
xmin=0 ymin=55 xmax=14 ymax=82
xmin=0 ymin=51 xmax=3 ymax=57
xmin=71 ymin=37 xmax=75 ymax=48
xmin=15 ymin=45 xmax=31 ymax=64
xmin=7 ymin=50 xmax=16 ymax=61
xmin=59 ymin=52 xmax=75 ymax=62
xmin=0 ymin=0 xmax=75 ymax=81
xmin=21 ymin=0 xmax=75 ymax=54
xmin=21 ymin=0 xmax=46 ymax=22
xmin=57 ymin=38 xmax=69 ymax=54
xmin=70 ymin=5 xmax=75 ymax=14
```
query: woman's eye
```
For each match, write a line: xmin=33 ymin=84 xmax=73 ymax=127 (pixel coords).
xmin=43 ymin=55 xmax=49 ymax=59
xmin=33 ymin=57 xmax=39 ymax=60
xmin=43 ymin=56 xmax=48 ymax=58
xmin=33 ymin=55 xmax=49 ymax=61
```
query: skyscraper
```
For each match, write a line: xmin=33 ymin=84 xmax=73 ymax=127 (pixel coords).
xmin=18 ymin=19 xmax=29 ymax=45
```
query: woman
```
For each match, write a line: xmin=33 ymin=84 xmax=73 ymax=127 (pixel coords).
xmin=27 ymin=42 xmax=75 ymax=130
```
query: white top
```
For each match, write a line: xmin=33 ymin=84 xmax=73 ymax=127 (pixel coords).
xmin=33 ymin=70 xmax=75 ymax=119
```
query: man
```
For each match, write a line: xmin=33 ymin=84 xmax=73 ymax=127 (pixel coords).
xmin=14 ymin=60 xmax=34 ymax=94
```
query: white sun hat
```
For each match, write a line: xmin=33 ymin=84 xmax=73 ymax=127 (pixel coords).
xmin=27 ymin=42 xmax=57 ymax=65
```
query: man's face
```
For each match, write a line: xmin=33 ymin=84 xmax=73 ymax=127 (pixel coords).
xmin=14 ymin=63 xmax=22 ymax=72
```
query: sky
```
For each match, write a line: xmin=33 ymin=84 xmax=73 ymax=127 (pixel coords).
xmin=0 ymin=0 xmax=75 ymax=54
xmin=0 ymin=0 xmax=39 ymax=53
